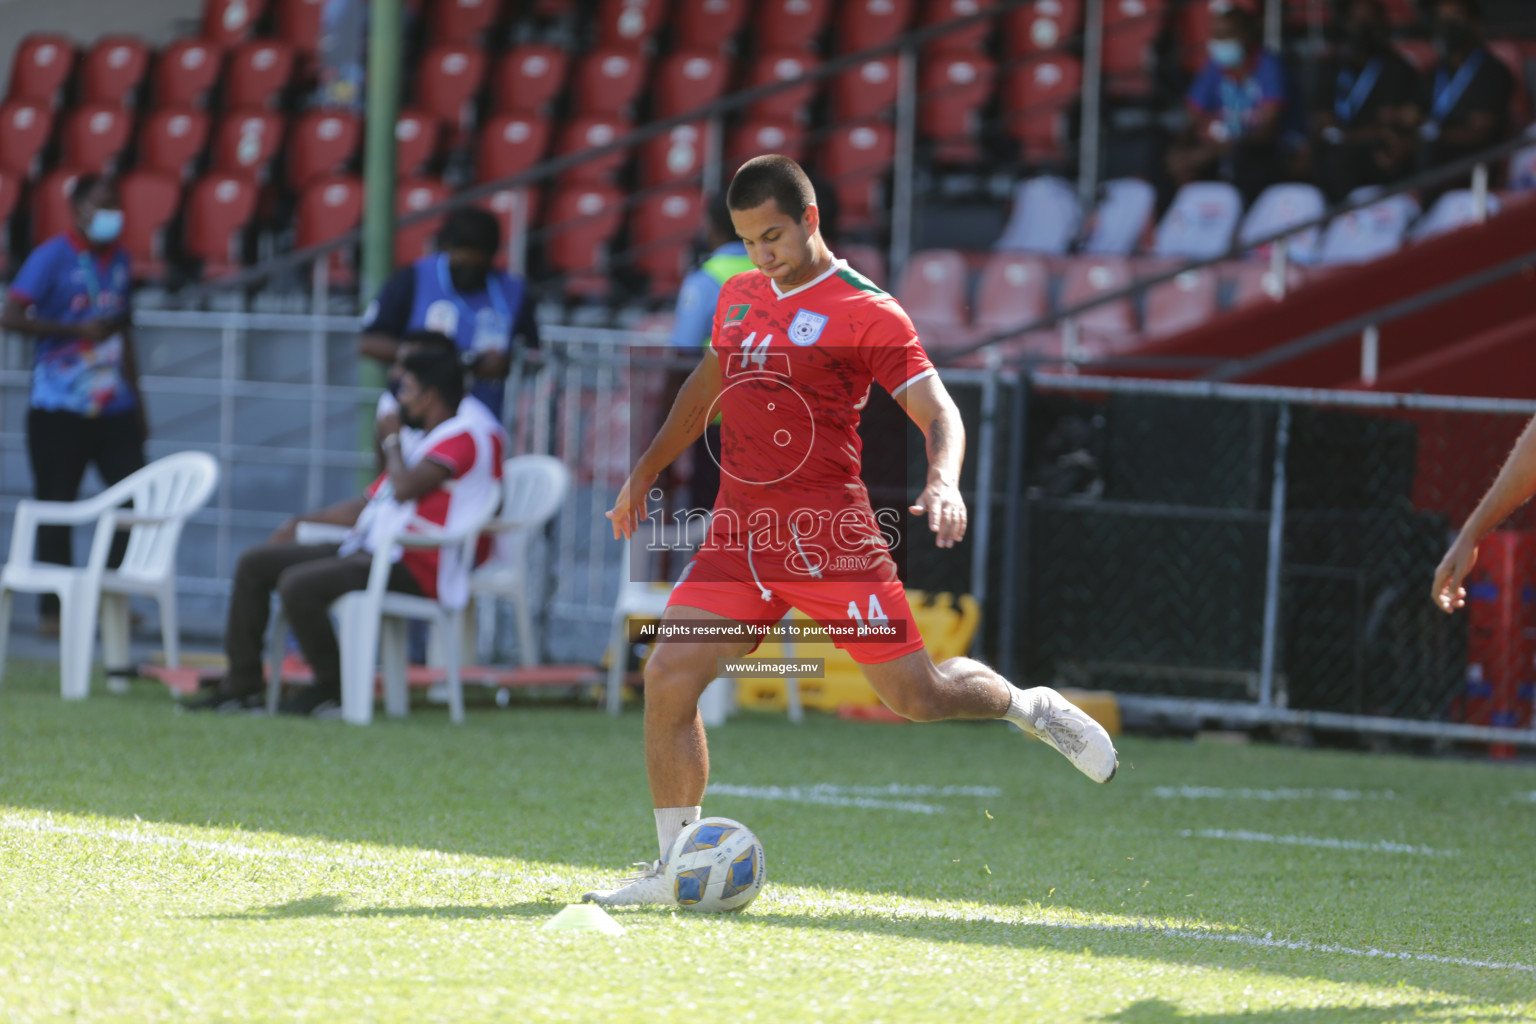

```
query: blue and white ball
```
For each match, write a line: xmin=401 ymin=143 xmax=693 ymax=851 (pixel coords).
xmin=664 ymin=817 xmax=766 ymax=913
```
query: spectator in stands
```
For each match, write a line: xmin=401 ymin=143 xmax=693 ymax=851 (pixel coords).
xmin=1414 ymin=0 xmax=1514 ymax=190
xmin=185 ymin=343 xmax=503 ymax=716
xmin=1166 ymin=0 xmax=1305 ymax=203
xmin=0 ymin=175 xmax=146 ymax=639
xmin=1310 ymin=0 xmax=1422 ymax=202
xmin=369 ymin=331 xmax=507 ymax=471
xmin=360 ymin=207 xmax=539 ymax=421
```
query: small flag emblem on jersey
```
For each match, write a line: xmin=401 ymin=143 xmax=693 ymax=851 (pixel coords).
xmin=725 ymin=304 xmax=751 ymax=324
xmin=788 ymin=309 xmax=829 ymax=346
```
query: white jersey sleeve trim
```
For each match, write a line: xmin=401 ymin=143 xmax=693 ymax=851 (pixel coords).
xmin=891 ymin=367 xmax=937 ymax=397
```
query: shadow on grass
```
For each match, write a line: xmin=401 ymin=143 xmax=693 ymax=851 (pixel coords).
xmin=1104 ymin=999 xmax=1497 ymax=1023
xmin=203 ymin=895 xmax=562 ymax=922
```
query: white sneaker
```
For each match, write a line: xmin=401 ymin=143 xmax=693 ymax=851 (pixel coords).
xmin=1019 ymin=687 xmax=1119 ymax=784
xmin=582 ymin=861 xmax=677 ymax=908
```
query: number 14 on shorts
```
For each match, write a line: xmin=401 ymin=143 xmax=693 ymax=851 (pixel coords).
xmin=847 ymin=595 xmax=889 ymax=634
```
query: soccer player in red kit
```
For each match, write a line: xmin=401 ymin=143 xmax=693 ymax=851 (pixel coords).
xmin=584 ymin=156 xmax=1117 ymax=907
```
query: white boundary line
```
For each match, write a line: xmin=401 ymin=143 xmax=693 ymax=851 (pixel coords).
xmin=706 ymin=783 xmax=1002 ymax=815
xmin=1153 ymin=786 xmax=1396 ymax=802
xmin=1181 ymin=828 xmax=1456 ymax=857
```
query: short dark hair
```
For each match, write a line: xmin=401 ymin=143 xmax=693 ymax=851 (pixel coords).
xmin=1435 ymin=0 xmax=1482 ymax=19
xmin=437 ymin=206 xmax=501 ymax=255
xmin=401 ymin=330 xmax=459 ymax=359
xmin=70 ymin=173 xmax=110 ymax=206
xmin=727 ymin=155 xmax=817 ymax=221
xmin=705 ymin=191 xmax=736 ymax=242
xmin=402 ymin=345 xmax=465 ymax=411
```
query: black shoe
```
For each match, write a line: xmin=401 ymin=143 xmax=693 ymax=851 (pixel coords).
xmin=277 ymin=687 xmax=342 ymax=718
xmin=179 ymin=688 xmax=264 ymax=714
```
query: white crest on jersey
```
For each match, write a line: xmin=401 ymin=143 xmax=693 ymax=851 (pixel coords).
xmin=788 ymin=309 xmax=829 ymax=346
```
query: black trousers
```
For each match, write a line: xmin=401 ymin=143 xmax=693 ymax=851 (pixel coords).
xmin=223 ymin=543 xmax=423 ymax=698
xmin=26 ymin=408 xmax=146 ymax=617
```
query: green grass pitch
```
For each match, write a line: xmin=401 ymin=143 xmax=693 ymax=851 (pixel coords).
xmin=1 ymin=661 xmax=1534 ymax=1023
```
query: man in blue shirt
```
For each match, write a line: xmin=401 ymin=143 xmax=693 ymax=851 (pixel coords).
xmin=0 ymin=175 xmax=145 ymax=635
xmin=359 ymin=207 xmax=539 ymax=420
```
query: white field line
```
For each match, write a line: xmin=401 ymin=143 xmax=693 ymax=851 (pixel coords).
xmin=1154 ymin=786 xmax=1396 ymax=801
xmin=706 ymin=783 xmax=1001 ymax=815
xmin=1181 ymin=828 xmax=1455 ymax=857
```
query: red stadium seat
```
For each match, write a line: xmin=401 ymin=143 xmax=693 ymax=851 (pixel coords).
xmin=1144 ymin=265 xmax=1218 ymax=338
xmin=296 ymin=174 xmax=363 ymax=280
xmin=140 ymin=108 xmax=210 ymax=180
xmin=212 ymin=111 xmax=285 ymax=177
xmin=8 ymin=34 xmax=76 ymax=105
xmin=839 ymin=242 xmax=887 ymax=289
xmin=415 ymin=44 xmax=488 ymax=129
xmin=60 ymin=104 xmax=134 ymax=174
xmin=491 ymin=45 xmax=569 ymax=114
xmin=0 ymin=101 xmax=55 ymax=178
xmin=0 ymin=170 xmax=19 ymax=272
xmin=80 ymin=36 xmax=151 ymax=107
xmin=1102 ymin=0 xmax=1166 ymax=98
xmin=674 ymin=0 xmax=750 ymax=50
xmin=288 ymin=109 xmax=361 ymax=189
xmin=118 ymin=170 xmax=182 ymax=279
xmin=274 ymin=0 xmax=329 ymax=53
xmin=431 ymin=0 xmax=504 ymax=43
xmin=395 ymin=109 xmax=441 ymax=177
xmin=746 ymin=52 xmax=823 ymax=122
xmin=555 ymin=114 xmax=632 ymax=183
xmin=652 ymin=50 xmax=729 ymax=118
xmin=572 ymin=48 xmax=648 ymax=116
xmin=834 ymin=0 xmax=914 ymax=54
xmin=919 ymin=0 xmax=991 ymax=53
xmin=1175 ymin=0 xmax=1209 ymax=74
xmin=752 ymin=0 xmax=831 ymax=51
xmin=224 ymin=40 xmax=296 ymax=111
xmin=395 ymin=177 xmax=451 ymax=266
xmin=819 ymin=121 xmax=895 ymax=230
xmin=639 ymin=121 xmax=706 ymax=186
xmin=831 ymin=56 xmax=899 ymax=122
xmin=1488 ymin=41 xmax=1531 ymax=126
xmin=202 ymin=0 xmax=268 ymax=48
xmin=155 ymin=39 xmax=222 ymax=108
xmin=727 ymin=119 xmax=807 ymax=170
xmin=481 ymin=185 xmax=541 ymax=268
xmin=546 ymin=182 xmax=624 ymax=286
xmin=897 ymin=249 xmax=969 ymax=330
xmin=1001 ymin=55 xmax=1082 ymax=162
xmin=31 ymin=170 xmax=81 ymax=245
xmin=974 ymin=252 xmax=1050 ymax=332
xmin=475 ymin=112 xmax=551 ymax=182
xmin=595 ymin=0 xmax=671 ymax=48
xmin=1003 ymin=0 xmax=1081 ymax=56
xmin=185 ymin=172 xmax=257 ymax=275
xmin=631 ymin=186 xmax=702 ymax=293
xmin=919 ymin=51 xmax=996 ymax=163
xmin=1057 ymin=255 xmax=1135 ymax=341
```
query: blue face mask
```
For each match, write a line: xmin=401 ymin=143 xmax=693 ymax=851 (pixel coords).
xmin=86 ymin=209 xmax=124 ymax=244
xmin=1208 ymin=39 xmax=1247 ymax=69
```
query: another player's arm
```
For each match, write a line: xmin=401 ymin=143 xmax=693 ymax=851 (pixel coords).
xmin=894 ymin=374 xmax=967 ymax=549
xmin=607 ymin=352 xmax=724 ymax=539
xmin=1433 ymin=415 xmax=1536 ymax=613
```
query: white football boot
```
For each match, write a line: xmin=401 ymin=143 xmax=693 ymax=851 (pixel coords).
xmin=1018 ymin=687 xmax=1119 ymax=783
xmin=581 ymin=861 xmax=678 ymax=908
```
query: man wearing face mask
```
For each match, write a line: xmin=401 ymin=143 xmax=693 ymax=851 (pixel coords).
xmin=1414 ymin=0 xmax=1513 ymax=196
xmin=358 ymin=206 xmax=539 ymax=420
xmin=0 ymin=175 xmax=146 ymax=639
xmin=1168 ymin=0 xmax=1305 ymax=204
xmin=1311 ymin=0 xmax=1421 ymax=203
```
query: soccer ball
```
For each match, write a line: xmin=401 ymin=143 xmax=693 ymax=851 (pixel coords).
xmin=664 ymin=817 xmax=766 ymax=913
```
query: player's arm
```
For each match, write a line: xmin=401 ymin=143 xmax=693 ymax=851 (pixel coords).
xmin=1432 ymin=414 xmax=1536 ymax=613
xmin=894 ymin=373 xmax=967 ymax=550
xmin=607 ymin=351 xmax=723 ymax=539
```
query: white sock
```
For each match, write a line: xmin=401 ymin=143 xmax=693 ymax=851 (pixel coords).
xmin=1003 ymin=686 xmax=1047 ymax=732
xmin=655 ymin=806 xmax=701 ymax=861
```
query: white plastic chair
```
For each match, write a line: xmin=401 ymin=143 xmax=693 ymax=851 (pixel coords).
xmin=1082 ymin=178 xmax=1157 ymax=256
xmin=1152 ymin=181 xmax=1244 ymax=261
xmin=468 ymin=454 xmax=570 ymax=667
xmin=0 ymin=451 xmax=219 ymax=699
xmin=1238 ymin=183 xmax=1326 ymax=265
xmin=992 ymin=176 xmax=1082 ymax=255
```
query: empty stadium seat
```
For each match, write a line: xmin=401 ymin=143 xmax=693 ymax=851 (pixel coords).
xmin=1509 ymin=141 xmax=1536 ymax=191
xmin=1003 ymin=0 xmax=1081 ymax=56
xmin=481 ymin=185 xmax=541 ymax=266
xmin=431 ymin=0 xmax=504 ymax=43
xmin=546 ymin=182 xmax=624 ymax=286
xmin=595 ymin=0 xmax=670 ymax=48
xmin=30 ymin=169 xmax=81 ymax=245
xmin=1238 ymin=183 xmax=1324 ymax=264
xmin=203 ymin=0 xmax=267 ymax=47
xmin=918 ymin=51 xmax=995 ymax=164
xmin=992 ymin=175 xmax=1080 ymax=255
xmin=840 ymin=242 xmax=888 ymax=288
xmin=60 ymin=104 xmax=134 ymax=173
xmin=1058 ymin=256 xmax=1136 ymax=341
xmin=475 ymin=112 xmax=551 ymax=182
xmin=1317 ymin=192 xmax=1419 ymax=266
xmin=136 ymin=109 xmax=208 ymax=181
xmin=395 ymin=109 xmax=441 ymax=177
xmin=1102 ymin=0 xmax=1166 ymax=98
xmin=155 ymin=39 xmax=222 ymax=108
xmin=118 ymin=170 xmax=182 ymax=279
xmin=674 ymin=0 xmax=750 ymax=49
xmin=727 ymin=119 xmax=807 ymax=169
xmin=653 ymin=50 xmax=729 ymax=118
xmin=491 ymin=45 xmax=569 ymax=114
xmin=1152 ymin=181 xmax=1242 ymax=261
xmin=753 ymin=0 xmax=831 ymax=51
xmin=1144 ymin=266 xmax=1219 ymax=338
xmin=288 ymin=110 xmax=361 ymax=189
xmin=274 ymin=0 xmax=328 ymax=53
xmin=555 ymin=115 xmax=632 ymax=183
xmin=919 ymin=0 xmax=991 ymax=52
xmin=1174 ymin=0 xmax=1210 ymax=74
xmin=0 ymin=101 xmax=55 ymax=178
xmin=396 ymin=177 xmax=451 ymax=266
xmin=0 ymin=170 xmax=19 ymax=271
xmin=834 ymin=0 xmax=914 ymax=53
xmin=224 ymin=40 xmax=297 ymax=110
xmin=631 ymin=187 xmax=702 ymax=293
xmin=820 ymin=122 xmax=894 ymax=230
xmin=1001 ymin=55 xmax=1081 ymax=162
xmin=746 ymin=52 xmax=823 ymax=123
xmin=80 ymin=36 xmax=151 ymax=107
xmin=640 ymin=121 xmax=706 ymax=185
xmin=1408 ymin=189 xmax=1503 ymax=243
xmin=897 ymin=249 xmax=969 ymax=329
xmin=974 ymin=252 xmax=1051 ymax=331
xmin=296 ymin=174 xmax=364 ymax=280
xmin=572 ymin=48 xmax=648 ymax=116
xmin=416 ymin=44 xmax=488 ymax=129
xmin=832 ymin=56 xmax=899 ymax=122
xmin=1487 ymin=41 xmax=1531 ymax=126
xmin=8 ymin=34 xmax=76 ymax=105
xmin=1082 ymin=177 xmax=1156 ymax=255
xmin=186 ymin=173 xmax=258 ymax=275
xmin=212 ymin=111 xmax=286 ymax=177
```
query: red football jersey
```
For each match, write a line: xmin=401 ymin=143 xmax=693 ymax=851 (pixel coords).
xmin=703 ymin=258 xmax=934 ymax=575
